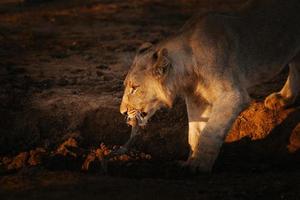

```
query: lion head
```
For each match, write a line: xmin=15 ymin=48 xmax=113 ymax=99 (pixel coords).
xmin=120 ymin=42 xmax=175 ymax=126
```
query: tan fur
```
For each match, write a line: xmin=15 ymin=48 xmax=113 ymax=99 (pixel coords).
xmin=120 ymin=0 xmax=300 ymax=172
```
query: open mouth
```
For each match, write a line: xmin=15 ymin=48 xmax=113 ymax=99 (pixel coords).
xmin=126 ymin=111 xmax=147 ymax=126
xmin=126 ymin=110 xmax=154 ymax=127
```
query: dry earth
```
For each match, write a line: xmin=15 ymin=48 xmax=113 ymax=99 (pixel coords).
xmin=0 ymin=0 xmax=300 ymax=199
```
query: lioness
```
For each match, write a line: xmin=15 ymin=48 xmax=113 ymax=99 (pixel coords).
xmin=120 ymin=0 xmax=300 ymax=172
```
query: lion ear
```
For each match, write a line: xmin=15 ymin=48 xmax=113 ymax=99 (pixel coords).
xmin=137 ymin=42 xmax=153 ymax=54
xmin=152 ymin=48 xmax=171 ymax=78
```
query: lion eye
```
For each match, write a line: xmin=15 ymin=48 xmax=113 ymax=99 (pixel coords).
xmin=130 ymin=85 xmax=139 ymax=94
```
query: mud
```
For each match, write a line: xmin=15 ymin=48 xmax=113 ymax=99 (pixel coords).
xmin=0 ymin=0 xmax=300 ymax=199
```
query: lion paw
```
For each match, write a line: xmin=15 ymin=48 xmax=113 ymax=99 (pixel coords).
xmin=179 ymin=157 xmax=214 ymax=174
xmin=264 ymin=93 xmax=292 ymax=110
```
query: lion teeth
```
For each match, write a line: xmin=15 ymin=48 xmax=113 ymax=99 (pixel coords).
xmin=125 ymin=110 xmax=148 ymax=127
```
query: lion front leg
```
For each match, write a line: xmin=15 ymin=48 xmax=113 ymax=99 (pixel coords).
xmin=185 ymin=96 xmax=212 ymax=159
xmin=187 ymin=90 xmax=250 ymax=172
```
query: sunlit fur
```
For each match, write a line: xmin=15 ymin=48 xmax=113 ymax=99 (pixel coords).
xmin=120 ymin=0 xmax=300 ymax=172
xmin=120 ymin=49 xmax=176 ymax=120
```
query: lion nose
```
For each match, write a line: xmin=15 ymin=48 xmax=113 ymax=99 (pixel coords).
xmin=120 ymin=103 xmax=128 ymax=115
xmin=120 ymin=108 xmax=127 ymax=115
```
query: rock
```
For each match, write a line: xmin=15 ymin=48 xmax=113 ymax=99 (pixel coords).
xmin=7 ymin=152 xmax=29 ymax=171
xmin=56 ymin=138 xmax=78 ymax=157
xmin=28 ymin=148 xmax=46 ymax=166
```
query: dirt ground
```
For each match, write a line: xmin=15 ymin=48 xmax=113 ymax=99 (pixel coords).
xmin=0 ymin=0 xmax=300 ymax=199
